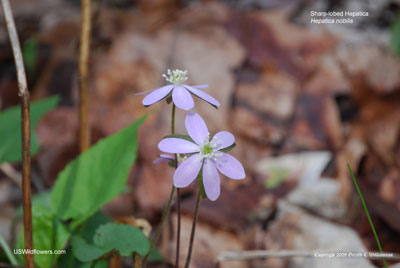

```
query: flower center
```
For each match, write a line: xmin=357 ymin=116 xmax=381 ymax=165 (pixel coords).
xmin=202 ymin=145 xmax=214 ymax=155
xmin=198 ymin=134 xmax=223 ymax=160
xmin=162 ymin=69 xmax=188 ymax=85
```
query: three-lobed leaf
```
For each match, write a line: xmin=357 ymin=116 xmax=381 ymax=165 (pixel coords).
xmin=0 ymin=96 xmax=59 ymax=163
xmin=72 ymin=222 xmax=151 ymax=262
xmin=51 ymin=116 xmax=146 ymax=223
xmin=71 ymin=237 xmax=108 ymax=262
xmin=94 ymin=223 xmax=150 ymax=257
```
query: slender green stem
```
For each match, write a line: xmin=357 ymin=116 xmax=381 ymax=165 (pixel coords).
xmin=347 ymin=163 xmax=387 ymax=268
xmin=143 ymin=185 xmax=175 ymax=265
xmin=0 ymin=233 xmax=18 ymax=265
xmin=175 ymin=188 xmax=181 ymax=268
xmin=171 ymin=104 xmax=176 ymax=134
xmin=170 ymin=104 xmax=182 ymax=268
xmin=184 ymin=191 xmax=201 ymax=268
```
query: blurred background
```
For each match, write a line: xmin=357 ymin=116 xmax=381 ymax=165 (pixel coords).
xmin=1 ymin=0 xmax=400 ymax=267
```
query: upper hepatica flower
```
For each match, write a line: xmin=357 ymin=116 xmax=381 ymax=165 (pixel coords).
xmin=158 ymin=112 xmax=245 ymax=201
xmin=137 ymin=69 xmax=220 ymax=110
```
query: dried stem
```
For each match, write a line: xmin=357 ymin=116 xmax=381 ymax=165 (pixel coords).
xmin=109 ymin=254 xmax=120 ymax=268
xmin=0 ymin=163 xmax=21 ymax=187
xmin=1 ymin=0 xmax=34 ymax=267
xmin=184 ymin=191 xmax=201 ymax=268
xmin=133 ymin=253 xmax=142 ymax=268
xmin=78 ymin=0 xmax=91 ymax=152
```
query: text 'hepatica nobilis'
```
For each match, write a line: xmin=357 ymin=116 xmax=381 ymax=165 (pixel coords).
xmin=137 ymin=69 xmax=220 ymax=110
xmin=158 ymin=112 xmax=245 ymax=201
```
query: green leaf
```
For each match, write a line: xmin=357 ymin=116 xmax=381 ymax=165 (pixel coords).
xmin=51 ymin=115 xmax=146 ymax=223
xmin=94 ymin=223 xmax=150 ymax=257
xmin=80 ymin=212 xmax=111 ymax=243
xmin=14 ymin=190 xmax=51 ymax=219
xmin=148 ymin=247 xmax=163 ymax=262
xmin=58 ymin=246 xmax=108 ymax=268
xmin=72 ymin=222 xmax=151 ymax=262
xmin=71 ymin=237 xmax=108 ymax=262
xmin=391 ymin=14 xmax=400 ymax=57
xmin=17 ymin=205 xmax=70 ymax=268
xmin=0 ymin=96 xmax=59 ymax=164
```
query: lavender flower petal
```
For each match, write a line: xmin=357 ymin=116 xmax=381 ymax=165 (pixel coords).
xmin=142 ymin=85 xmax=174 ymax=106
xmin=192 ymin=84 xmax=208 ymax=89
xmin=185 ymin=111 xmax=209 ymax=145
xmin=184 ymin=85 xmax=220 ymax=107
xmin=215 ymin=152 xmax=245 ymax=180
xmin=173 ymin=154 xmax=203 ymax=188
xmin=135 ymin=88 xmax=156 ymax=96
xmin=172 ymin=86 xmax=194 ymax=111
xmin=211 ymin=131 xmax=235 ymax=149
xmin=153 ymin=154 xmax=175 ymax=164
xmin=158 ymin=138 xmax=200 ymax=154
xmin=160 ymin=153 xmax=175 ymax=159
xmin=203 ymin=159 xmax=220 ymax=201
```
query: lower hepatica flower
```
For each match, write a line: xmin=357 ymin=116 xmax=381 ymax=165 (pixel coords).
xmin=137 ymin=69 xmax=220 ymax=110
xmin=158 ymin=112 xmax=245 ymax=201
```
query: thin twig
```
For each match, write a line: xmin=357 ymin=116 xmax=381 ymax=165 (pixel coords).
xmin=0 ymin=233 xmax=18 ymax=265
xmin=79 ymin=0 xmax=91 ymax=152
xmin=1 ymin=0 xmax=34 ymax=267
xmin=0 ymin=163 xmax=21 ymax=187
xmin=184 ymin=191 xmax=201 ymax=268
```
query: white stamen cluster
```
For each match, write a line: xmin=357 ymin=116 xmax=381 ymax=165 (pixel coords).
xmin=198 ymin=133 xmax=223 ymax=161
xmin=162 ymin=69 xmax=188 ymax=85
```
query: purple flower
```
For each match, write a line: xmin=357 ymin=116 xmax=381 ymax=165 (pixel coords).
xmin=158 ymin=112 xmax=245 ymax=201
xmin=153 ymin=154 xmax=175 ymax=165
xmin=137 ymin=69 xmax=220 ymax=110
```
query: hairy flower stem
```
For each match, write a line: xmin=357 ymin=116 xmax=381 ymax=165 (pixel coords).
xmin=1 ymin=0 xmax=34 ymax=267
xmin=171 ymin=104 xmax=182 ymax=268
xmin=79 ymin=0 xmax=91 ymax=152
xmin=143 ymin=185 xmax=175 ymax=265
xmin=184 ymin=191 xmax=201 ymax=268
xmin=175 ymin=188 xmax=181 ymax=268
